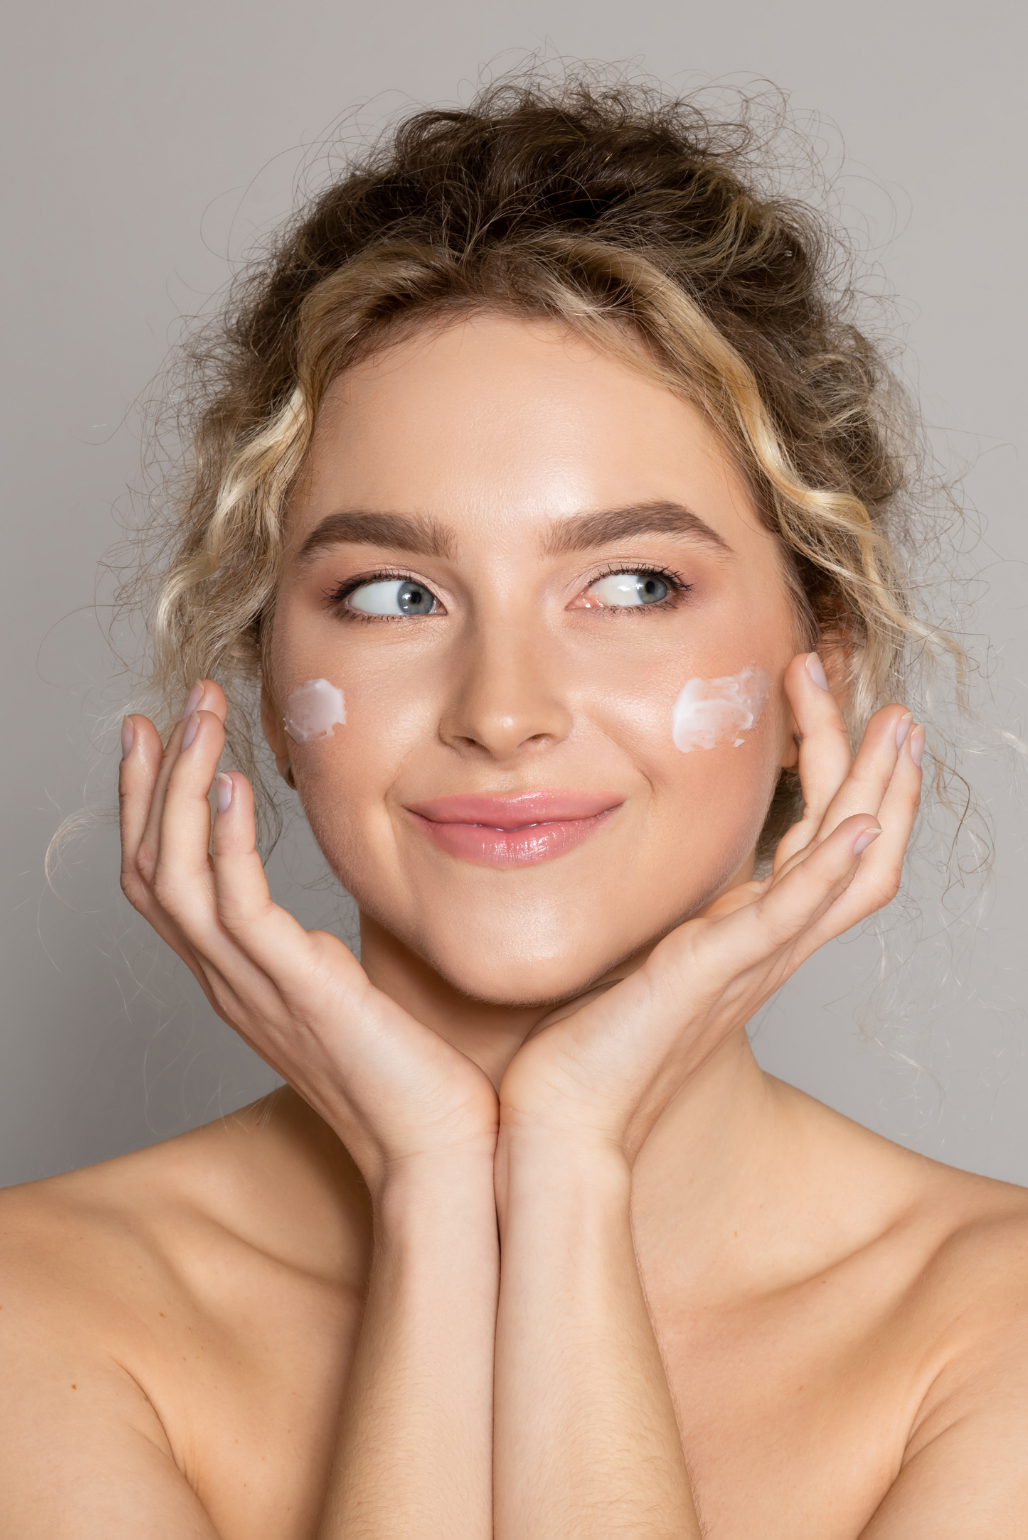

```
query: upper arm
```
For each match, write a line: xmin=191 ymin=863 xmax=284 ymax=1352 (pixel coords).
xmin=0 ymin=1240 xmax=219 ymax=1538
xmin=861 ymin=1351 xmax=1028 ymax=1538
xmin=2 ymin=1415 xmax=220 ymax=1538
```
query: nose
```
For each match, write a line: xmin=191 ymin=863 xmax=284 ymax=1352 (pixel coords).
xmin=438 ymin=613 xmax=574 ymax=763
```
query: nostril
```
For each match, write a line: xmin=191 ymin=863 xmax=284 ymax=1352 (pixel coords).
xmin=438 ymin=660 xmax=574 ymax=758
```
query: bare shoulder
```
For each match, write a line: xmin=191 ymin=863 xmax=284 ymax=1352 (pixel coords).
xmin=774 ymin=1076 xmax=1028 ymax=1316
xmin=0 ymin=1085 xmax=369 ymax=1318
xmin=897 ymin=1151 xmax=1028 ymax=1407
xmin=0 ymin=1089 xmax=370 ymax=1538
xmin=851 ymin=1153 xmax=1028 ymax=1535
xmin=809 ymin=1098 xmax=1028 ymax=1497
xmin=899 ymin=1146 xmax=1028 ymax=1324
xmin=759 ymin=1078 xmax=1028 ymax=1415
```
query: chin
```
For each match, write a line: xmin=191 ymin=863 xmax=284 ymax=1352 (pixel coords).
xmin=332 ymin=806 xmax=764 ymax=1006
xmin=370 ymin=892 xmax=687 ymax=1008
xmin=430 ymin=954 xmax=619 ymax=1010
xmin=432 ymin=961 xmax=623 ymax=1011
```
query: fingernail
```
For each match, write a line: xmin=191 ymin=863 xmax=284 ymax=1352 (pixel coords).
xmin=852 ymin=825 xmax=881 ymax=857
xmin=120 ymin=717 xmax=134 ymax=760
xmin=215 ymin=773 xmax=233 ymax=813
xmin=896 ymin=713 xmax=912 ymax=750
xmin=910 ymin=725 xmax=925 ymax=767
xmin=805 ymin=653 xmax=829 ymax=690
xmin=181 ymin=713 xmax=200 ymax=750
xmin=179 ymin=681 xmax=204 ymax=721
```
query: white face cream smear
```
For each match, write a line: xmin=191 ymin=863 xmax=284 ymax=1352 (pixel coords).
xmin=671 ymin=665 xmax=770 ymax=753
xmin=284 ymin=679 xmax=346 ymax=743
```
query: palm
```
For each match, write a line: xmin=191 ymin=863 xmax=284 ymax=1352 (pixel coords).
xmin=501 ymin=671 xmax=923 ymax=1159
xmin=119 ymin=690 xmax=499 ymax=1191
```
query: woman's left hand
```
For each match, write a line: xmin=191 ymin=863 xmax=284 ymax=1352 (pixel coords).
xmin=499 ymin=653 xmax=925 ymax=1162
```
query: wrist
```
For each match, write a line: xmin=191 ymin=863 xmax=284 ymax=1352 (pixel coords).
xmin=497 ymin=1112 xmax=630 ymax=1171
xmin=495 ymin=1120 xmax=632 ymax=1229
xmin=373 ymin=1145 xmax=498 ymax=1226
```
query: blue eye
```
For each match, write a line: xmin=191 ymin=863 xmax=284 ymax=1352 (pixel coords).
xmin=347 ymin=578 xmax=437 ymax=616
xmin=587 ymin=571 xmax=670 ymax=607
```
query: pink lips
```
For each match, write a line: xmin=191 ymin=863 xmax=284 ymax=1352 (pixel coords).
xmin=405 ymin=791 xmax=623 ymax=868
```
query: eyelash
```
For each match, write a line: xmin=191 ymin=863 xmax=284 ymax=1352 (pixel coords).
xmin=584 ymin=562 xmax=692 ymax=613
xmin=323 ymin=563 xmax=693 ymax=621
xmin=324 ymin=569 xmax=434 ymax=622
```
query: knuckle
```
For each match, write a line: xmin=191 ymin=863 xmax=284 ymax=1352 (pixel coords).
xmin=119 ymin=867 xmax=146 ymax=909
xmin=134 ymin=843 xmax=157 ymax=886
xmin=869 ymin=871 xmax=901 ymax=909
xmin=752 ymin=898 xmax=798 ymax=948
xmin=214 ymin=894 xmax=249 ymax=933
xmin=215 ymin=884 xmax=271 ymax=935
xmin=150 ymin=867 xmax=184 ymax=917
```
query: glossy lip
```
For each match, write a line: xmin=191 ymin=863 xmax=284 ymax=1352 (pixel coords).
xmin=404 ymin=791 xmax=624 ymax=869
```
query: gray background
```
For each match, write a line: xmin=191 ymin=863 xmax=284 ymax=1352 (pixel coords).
xmin=2 ymin=0 xmax=1026 ymax=1189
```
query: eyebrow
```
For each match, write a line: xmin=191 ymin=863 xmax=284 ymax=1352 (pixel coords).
xmin=296 ymin=510 xmax=454 ymax=563
xmin=543 ymin=501 xmax=733 ymax=557
xmin=295 ymin=499 xmax=732 ymax=565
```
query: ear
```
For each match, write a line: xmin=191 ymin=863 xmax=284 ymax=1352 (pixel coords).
xmin=260 ymin=679 xmax=294 ymax=786
xmin=779 ymin=632 xmax=852 ymax=770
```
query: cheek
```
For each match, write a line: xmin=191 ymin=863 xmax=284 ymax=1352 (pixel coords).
xmin=283 ymin=658 xmax=444 ymax=811
xmin=588 ymin=656 xmax=787 ymax=852
xmin=670 ymin=665 xmax=770 ymax=753
xmin=582 ymin=639 xmax=779 ymax=759
xmin=283 ymin=678 xmax=346 ymax=742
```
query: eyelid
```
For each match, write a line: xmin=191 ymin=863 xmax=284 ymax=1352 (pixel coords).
xmin=327 ymin=566 xmax=441 ymax=597
xmin=580 ymin=560 xmax=691 ymax=592
xmin=325 ymin=567 xmax=447 ymax=616
xmin=569 ymin=561 xmax=692 ymax=612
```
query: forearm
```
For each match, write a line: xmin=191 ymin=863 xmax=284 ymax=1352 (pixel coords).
xmin=318 ymin=1155 xmax=498 ymax=1540
xmin=493 ymin=1130 xmax=698 ymax=1540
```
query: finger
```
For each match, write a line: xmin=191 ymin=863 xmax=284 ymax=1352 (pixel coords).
xmin=211 ymin=769 xmax=363 ymax=1005
xmin=136 ymin=680 xmax=228 ymax=885
xmin=145 ymin=712 xmax=299 ymax=1024
xmin=118 ymin=713 xmax=164 ymax=897
xmin=706 ymin=811 xmax=882 ymax=982
xmin=149 ymin=705 xmax=227 ymax=926
xmin=119 ymin=709 xmax=198 ymax=952
xmin=211 ymin=769 xmax=298 ymax=947
xmin=807 ymin=701 xmax=912 ymax=844
xmin=773 ymin=653 xmax=854 ymax=869
xmin=798 ymin=721 xmax=924 ymax=951
xmin=120 ymin=689 xmax=303 ymax=1039
xmin=158 ymin=738 xmax=324 ymax=1016
xmin=119 ymin=709 xmax=236 ymax=993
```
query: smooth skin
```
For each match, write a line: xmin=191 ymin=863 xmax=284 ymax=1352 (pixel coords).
xmin=3 ymin=315 xmax=1028 ymax=1539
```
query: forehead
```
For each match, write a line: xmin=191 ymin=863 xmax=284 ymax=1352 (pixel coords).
xmin=291 ymin=313 xmax=770 ymax=556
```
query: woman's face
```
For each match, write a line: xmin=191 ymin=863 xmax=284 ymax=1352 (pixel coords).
xmin=266 ymin=314 xmax=802 ymax=1004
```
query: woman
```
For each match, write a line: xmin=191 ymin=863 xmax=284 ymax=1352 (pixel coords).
xmin=4 ymin=76 xmax=1028 ymax=1538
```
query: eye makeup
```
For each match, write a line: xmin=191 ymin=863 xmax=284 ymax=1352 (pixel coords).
xmin=284 ymin=679 xmax=346 ymax=743
xmin=573 ymin=563 xmax=690 ymax=612
xmin=671 ymin=665 xmax=770 ymax=753
xmin=325 ymin=569 xmax=442 ymax=621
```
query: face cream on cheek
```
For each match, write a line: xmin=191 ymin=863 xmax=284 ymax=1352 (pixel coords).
xmin=671 ymin=665 xmax=771 ymax=753
xmin=284 ymin=679 xmax=346 ymax=743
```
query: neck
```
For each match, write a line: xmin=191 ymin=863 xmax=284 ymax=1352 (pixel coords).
xmin=358 ymin=912 xmax=789 ymax=1214
xmin=346 ymin=915 xmax=878 ymax=1300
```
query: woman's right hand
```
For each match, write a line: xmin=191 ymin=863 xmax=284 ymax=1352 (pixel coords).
xmin=118 ymin=680 xmax=499 ymax=1196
